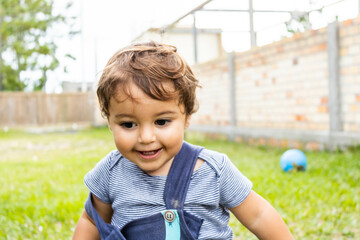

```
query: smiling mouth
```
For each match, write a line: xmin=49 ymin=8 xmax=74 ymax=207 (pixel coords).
xmin=137 ymin=148 xmax=162 ymax=160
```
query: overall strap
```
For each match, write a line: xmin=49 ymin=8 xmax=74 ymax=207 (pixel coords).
xmin=164 ymin=141 xmax=203 ymax=210
xmin=85 ymin=193 xmax=126 ymax=240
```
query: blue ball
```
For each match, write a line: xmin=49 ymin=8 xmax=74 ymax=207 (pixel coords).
xmin=280 ymin=149 xmax=307 ymax=172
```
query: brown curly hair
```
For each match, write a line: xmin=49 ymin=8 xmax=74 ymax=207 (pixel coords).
xmin=97 ymin=41 xmax=201 ymax=119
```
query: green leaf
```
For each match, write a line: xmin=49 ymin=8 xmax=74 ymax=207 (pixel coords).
xmin=0 ymin=0 xmax=78 ymax=91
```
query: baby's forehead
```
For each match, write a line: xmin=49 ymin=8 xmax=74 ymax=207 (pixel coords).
xmin=111 ymin=81 xmax=179 ymax=103
xmin=115 ymin=80 xmax=175 ymax=96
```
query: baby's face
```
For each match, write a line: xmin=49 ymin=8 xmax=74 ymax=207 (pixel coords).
xmin=107 ymin=83 xmax=190 ymax=176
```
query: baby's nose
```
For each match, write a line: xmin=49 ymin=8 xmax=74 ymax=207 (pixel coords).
xmin=138 ymin=126 xmax=156 ymax=143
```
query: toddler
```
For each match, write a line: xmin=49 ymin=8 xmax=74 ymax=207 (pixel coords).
xmin=73 ymin=41 xmax=294 ymax=240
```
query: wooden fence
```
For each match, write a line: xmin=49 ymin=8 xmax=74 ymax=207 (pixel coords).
xmin=0 ymin=92 xmax=95 ymax=127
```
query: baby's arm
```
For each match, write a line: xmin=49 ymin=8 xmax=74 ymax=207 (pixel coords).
xmin=73 ymin=194 xmax=113 ymax=240
xmin=230 ymin=190 xmax=294 ymax=240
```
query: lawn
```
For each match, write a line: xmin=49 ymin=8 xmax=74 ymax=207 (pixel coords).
xmin=0 ymin=127 xmax=359 ymax=239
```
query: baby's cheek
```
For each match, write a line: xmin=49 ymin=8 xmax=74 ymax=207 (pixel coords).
xmin=114 ymin=133 xmax=135 ymax=150
xmin=161 ymin=127 xmax=184 ymax=141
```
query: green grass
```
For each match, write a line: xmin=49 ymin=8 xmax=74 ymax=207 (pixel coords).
xmin=0 ymin=127 xmax=359 ymax=239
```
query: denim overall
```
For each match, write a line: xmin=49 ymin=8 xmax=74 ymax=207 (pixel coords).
xmin=85 ymin=142 xmax=204 ymax=240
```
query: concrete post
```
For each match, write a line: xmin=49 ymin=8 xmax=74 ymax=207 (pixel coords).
xmin=192 ymin=13 xmax=198 ymax=64
xmin=228 ymin=52 xmax=237 ymax=140
xmin=249 ymin=0 xmax=256 ymax=47
xmin=327 ymin=21 xmax=342 ymax=148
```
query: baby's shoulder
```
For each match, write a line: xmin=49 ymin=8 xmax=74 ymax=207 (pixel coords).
xmin=198 ymin=148 xmax=229 ymax=176
xmin=108 ymin=150 xmax=123 ymax=170
xmin=95 ymin=149 xmax=124 ymax=171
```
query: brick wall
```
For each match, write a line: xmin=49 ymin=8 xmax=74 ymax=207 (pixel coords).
xmin=190 ymin=16 xmax=360 ymax=148
xmin=195 ymin=58 xmax=232 ymax=126
xmin=338 ymin=18 xmax=360 ymax=132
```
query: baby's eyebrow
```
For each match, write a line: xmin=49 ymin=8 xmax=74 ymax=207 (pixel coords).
xmin=155 ymin=111 xmax=177 ymax=116
xmin=114 ymin=113 xmax=133 ymax=118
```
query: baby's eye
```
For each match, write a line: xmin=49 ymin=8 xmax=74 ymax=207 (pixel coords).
xmin=120 ymin=122 xmax=136 ymax=129
xmin=155 ymin=119 xmax=170 ymax=126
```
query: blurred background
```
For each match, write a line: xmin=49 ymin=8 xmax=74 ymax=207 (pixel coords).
xmin=1 ymin=0 xmax=359 ymax=91
xmin=1 ymin=0 xmax=359 ymax=149
xmin=50 ymin=0 xmax=360 ymax=93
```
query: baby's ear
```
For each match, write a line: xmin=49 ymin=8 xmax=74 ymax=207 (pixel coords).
xmin=185 ymin=115 xmax=191 ymax=129
xmin=107 ymin=119 xmax=112 ymax=131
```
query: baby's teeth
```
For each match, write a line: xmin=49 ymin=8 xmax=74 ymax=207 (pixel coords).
xmin=142 ymin=151 xmax=155 ymax=155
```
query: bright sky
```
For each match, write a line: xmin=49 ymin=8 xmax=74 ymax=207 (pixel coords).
xmin=46 ymin=0 xmax=359 ymax=93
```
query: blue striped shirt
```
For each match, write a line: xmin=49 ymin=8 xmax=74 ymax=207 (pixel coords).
xmin=84 ymin=147 xmax=252 ymax=239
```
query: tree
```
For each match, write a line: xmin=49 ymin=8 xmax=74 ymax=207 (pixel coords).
xmin=0 ymin=0 xmax=76 ymax=91
xmin=285 ymin=11 xmax=312 ymax=34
